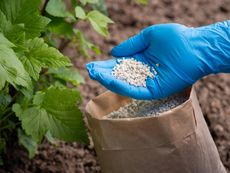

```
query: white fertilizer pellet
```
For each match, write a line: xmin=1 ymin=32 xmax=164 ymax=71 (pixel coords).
xmin=104 ymin=94 xmax=189 ymax=119
xmin=111 ymin=58 xmax=154 ymax=87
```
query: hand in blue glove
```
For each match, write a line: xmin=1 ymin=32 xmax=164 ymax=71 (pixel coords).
xmin=86 ymin=21 xmax=230 ymax=99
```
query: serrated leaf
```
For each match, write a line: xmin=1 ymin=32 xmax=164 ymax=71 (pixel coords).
xmin=13 ymin=104 xmax=47 ymax=143
xmin=74 ymin=29 xmax=101 ymax=58
xmin=46 ymin=0 xmax=74 ymax=19
xmin=12 ymin=103 xmax=23 ymax=116
xmin=75 ymin=6 xmax=86 ymax=20
xmin=87 ymin=10 xmax=113 ymax=36
xmin=80 ymin=0 xmax=98 ymax=5
xmin=0 ymin=10 xmax=25 ymax=46
xmin=18 ymin=129 xmax=37 ymax=158
xmin=33 ymin=91 xmax=45 ymax=105
xmin=20 ymin=38 xmax=71 ymax=80
xmin=0 ymin=0 xmax=50 ymax=39
xmin=0 ymin=33 xmax=15 ymax=47
xmin=0 ymin=45 xmax=31 ymax=89
xmin=39 ymin=87 xmax=88 ymax=143
xmin=19 ymin=56 xmax=42 ymax=81
xmin=13 ymin=86 xmax=89 ymax=144
xmin=48 ymin=67 xmax=84 ymax=86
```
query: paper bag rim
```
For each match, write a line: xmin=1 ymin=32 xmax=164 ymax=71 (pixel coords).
xmin=86 ymin=88 xmax=192 ymax=121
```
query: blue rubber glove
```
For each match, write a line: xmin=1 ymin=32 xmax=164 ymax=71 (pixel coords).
xmin=86 ymin=21 xmax=230 ymax=100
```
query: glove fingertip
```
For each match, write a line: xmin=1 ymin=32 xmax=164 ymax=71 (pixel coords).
xmin=86 ymin=62 xmax=97 ymax=80
xmin=86 ymin=62 xmax=93 ymax=70
xmin=111 ymin=46 xmax=122 ymax=57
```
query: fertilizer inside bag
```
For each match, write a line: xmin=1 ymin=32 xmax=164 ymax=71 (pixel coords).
xmin=105 ymin=94 xmax=189 ymax=119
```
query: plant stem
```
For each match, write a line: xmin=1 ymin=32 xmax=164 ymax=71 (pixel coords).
xmin=0 ymin=111 xmax=14 ymax=124
xmin=0 ymin=124 xmax=13 ymax=131
xmin=11 ymin=92 xmax=19 ymax=103
xmin=1 ymin=107 xmax=11 ymax=117
xmin=59 ymin=39 xmax=71 ymax=52
xmin=41 ymin=0 xmax=49 ymax=16
xmin=0 ymin=121 xmax=20 ymax=131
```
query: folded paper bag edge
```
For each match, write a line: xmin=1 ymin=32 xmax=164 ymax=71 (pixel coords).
xmin=86 ymin=91 xmax=131 ymax=119
xmin=86 ymin=87 xmax=192 ymax=120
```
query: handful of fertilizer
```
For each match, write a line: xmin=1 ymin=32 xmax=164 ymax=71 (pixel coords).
xmin=111 ymin=58 xmax=156 ymax=87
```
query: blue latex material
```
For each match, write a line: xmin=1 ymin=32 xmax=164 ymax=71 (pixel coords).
xmin=86 ymin=21 xmax=230 ymax=99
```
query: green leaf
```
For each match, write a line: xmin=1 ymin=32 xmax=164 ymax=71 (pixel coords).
xmin=91 ymin=0 xmax=108 ymax=15
xmin=45 ymin=131 xmax=58 ymax=145
xmin=47 ymin=17 xmax=73 ymax=38
xmin=18 ymin=129 xmax=37 ymax=158
xmin=71 ymin=0 xmax=78 ymax=7
xmin=0 ymin=0 xmax=50 ymax=39
xmin=33 ymin=91 xmax=45 ymax=105
xmin=0 ymin=45 xmax=31 ymax=89
xmin=87 ymin=10 xmax=113 ymax=36
xmin=43 ymin=32 xmax=58 ymax=48
xmin=48 ymin=67 xmax=84 ymax=86
xmin=12 ymin=103 xmax=23 ymax=117
xmin=13 ymin=86 xmax=89 ymax=144
xmin=0 ymin=33 xmax=15 ymax=47
xmin=20 ymin=37 xmax=71 ymax=80
xmin=46 ymin=0 xmax=74 ymax=19
xmin=19 ymin=87 xmax=34 ymax=101
xmin=137 ymin=0 xmax=148 ymax=5
xmin=80 ymin=0 xmax=98 ymax=5
xmin=75 ymin=6 xmax=86 ymax=20
xmin=13 ymin=104 xmax=50 ymax=142
xmin=74 ymin=29 xmax=101 ymax=58
xmin=0 ymin=10 xmax=25 ymax=46
xmin=0 ymin=95 xmax=12 ymax=107
xmin=19 ymin=56 xmax=42 ymax=81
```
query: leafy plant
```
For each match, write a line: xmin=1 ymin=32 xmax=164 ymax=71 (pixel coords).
xmin=0 ymin=0 xmax=113 ymax=164
xmin=45 ymin=0 xmax=113 ymax=57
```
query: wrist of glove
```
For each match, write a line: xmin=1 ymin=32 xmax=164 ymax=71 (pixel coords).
xmin=187 ymin=20 xmax=230 ymax=74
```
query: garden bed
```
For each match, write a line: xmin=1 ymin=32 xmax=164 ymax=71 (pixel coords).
xmin=1 ymin=0 xmax=230 ymax=172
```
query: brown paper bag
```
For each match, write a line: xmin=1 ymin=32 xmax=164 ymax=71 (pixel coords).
xmin=85 ymin=88 xmax=226 ymax=173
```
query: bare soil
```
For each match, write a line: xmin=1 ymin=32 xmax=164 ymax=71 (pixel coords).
xmin=1 ymin=0 xmax=230 ymax=172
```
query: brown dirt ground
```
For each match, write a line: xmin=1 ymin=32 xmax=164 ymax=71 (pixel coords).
xmin=1 ymin=0 xmax=230 ymax=172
